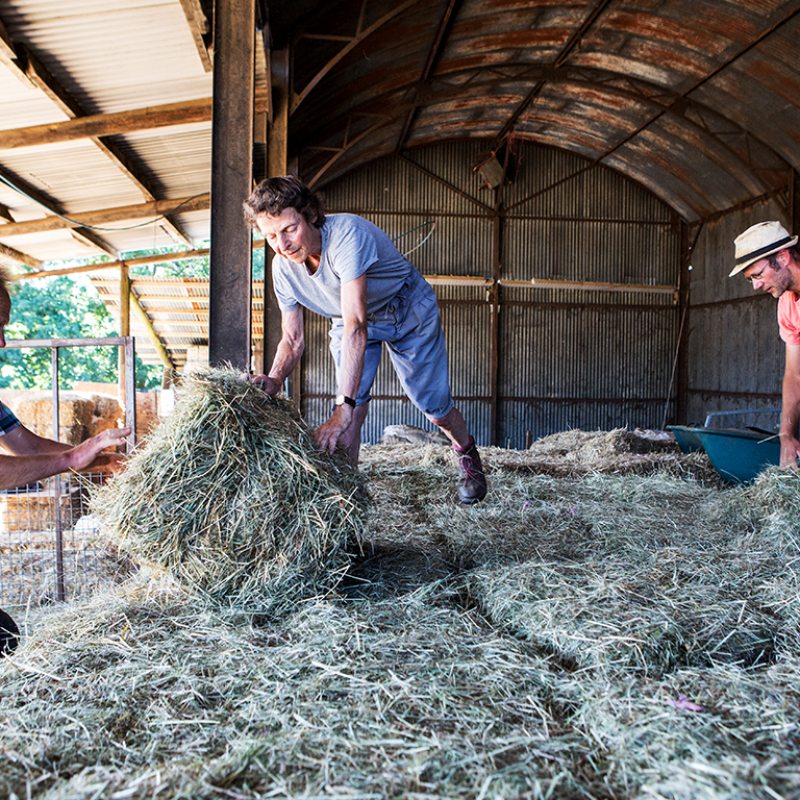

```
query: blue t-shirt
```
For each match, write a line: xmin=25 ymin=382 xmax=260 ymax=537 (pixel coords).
xmin=0 ymin=401 xmax=21 ymax=436
xmin=272 ymin=214 xmax=416 ymax=319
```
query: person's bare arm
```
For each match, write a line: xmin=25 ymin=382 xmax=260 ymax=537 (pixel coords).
xmin=780 ymin=342 xmax=800 ymax=468
xmin=250 ymin=306 xmax=305 ymax=395
xmin=314 ymin=273 xmax=368 ymax=455
xmin=0 ymin=424 xmax=131 ymax=490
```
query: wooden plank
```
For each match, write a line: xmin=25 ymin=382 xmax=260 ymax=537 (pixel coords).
xmin=0 ymin=194 xmax=210 ymax=238
xmin=0 ymin=14 xmax=34 ymax=88
xmin=19 ymin=47 xmax=192 ymax=247
xmin=179 ymin=0 xmax=213 ymax=72
xmin=0 ymin=99 xmax=214 ymax=151
xmin=0 ymin=243 xmax=41 ymax=270
xmin=130 ymin=295 xmax=174 ymax=369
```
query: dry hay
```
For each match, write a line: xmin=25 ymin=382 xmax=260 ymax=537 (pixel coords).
xmin=1 ymin=438 xmax=800 ymax=798
xmin=518 ymin=426 xmax=710 ymax=479
xmin=90 ymin=368 xmax=367 ymax=616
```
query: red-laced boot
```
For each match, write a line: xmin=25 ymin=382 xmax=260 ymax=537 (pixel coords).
xmin=455 ymin=438 xmax=487 ymax=504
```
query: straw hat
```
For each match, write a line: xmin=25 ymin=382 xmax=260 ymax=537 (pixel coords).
xmin=730 ymin=221 xmax=798 ymax=277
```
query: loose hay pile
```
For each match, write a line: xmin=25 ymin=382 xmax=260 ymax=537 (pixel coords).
xmin=519 ymin=426 xmax=719 ymax=479
xmin=90 ymin=368 xmax=366 ymax=615
xmin=3 ymin=435 xmax=800 ymax=799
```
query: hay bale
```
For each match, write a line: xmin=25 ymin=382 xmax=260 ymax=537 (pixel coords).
xmin=91 ymin=394 xmax=121 ymax=420
xmin=530 ymin=427 xmax=678 ymax=458
xmin=87 ymin=394 xmax=123 ymax=438
xmin=90 ymin=368 xmax=367 ymax=616
xmin=514 ymin=427 xmax=713 ymax=479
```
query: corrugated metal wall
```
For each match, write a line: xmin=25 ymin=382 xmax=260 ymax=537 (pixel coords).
xmin=297 ymin=141 xmax=680 ymax=448
xmin=684 ymin=198 xmax=788 ymax=431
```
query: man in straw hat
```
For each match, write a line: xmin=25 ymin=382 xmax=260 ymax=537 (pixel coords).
xmin=0 ymin=267 xmax=131 ymax=491
xmin=243 ymin=175 xmax=487 ymax=504
xmin=731 ymin=220 xmax=800 ymax=468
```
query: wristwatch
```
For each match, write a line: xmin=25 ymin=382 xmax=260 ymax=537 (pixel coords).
xmin=334 ymin=394 xmax=356 ymax=408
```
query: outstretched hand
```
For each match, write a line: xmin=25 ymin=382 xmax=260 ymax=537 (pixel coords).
xmin=67 ymin=426 xmax=131 ymax=473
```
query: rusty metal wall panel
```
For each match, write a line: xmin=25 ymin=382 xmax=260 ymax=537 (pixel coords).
xmin=505 ymin=147 xmax=676 ymax=285
xmin=298 ymin=141 xmax=680 ymax=448
xmin=325 ymin=142 xmax=494 ymax=218
xmin=301 ymin=310 xmax=333 ymax=399
xmin=505 ymin=219 xmax=678 ymax=284
xmin=685 ymin=199 xmax=786 ymax=426
xmin=300 ymin=285 xmax=494 ymax=447
xmin=324 ymin=145 xmax=496 ymax=279
xmin=498 ymin=287 xmax=677 ymax=447
xmin=505 ymin=147 xmax=673 ymax=222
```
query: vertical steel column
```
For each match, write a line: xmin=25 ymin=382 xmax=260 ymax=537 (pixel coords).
xmin=124 ymin=336 xmax=137 ymax=454
xmin=51 ymin=346 xmax=65 ymax=602
xmin=489 ymin=210 xmax=502 ymax=447
xmin=118 ymin=262 xmax=130 ymax=396
xmin=676 ymin=218 xmax=691 ymax=425
xmin=209 ymin=0 xmax=255 ymax=371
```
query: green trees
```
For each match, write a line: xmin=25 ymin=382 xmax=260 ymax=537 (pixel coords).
xmin=0 ymin=275 xmax=160 ymax=391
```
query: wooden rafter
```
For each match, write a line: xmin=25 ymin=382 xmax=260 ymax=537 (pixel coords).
xmin=13 ymin=46 xmax=191 ymax=248
xmin=0 ymin=15 xmax=33 ymax=87
xmin=0 ymin=194 xmax=210 ymax=239
xmin=0 ymin=165 xmax=117 ymax=257
xmin=0 ymin=243 xmax=41 ymax=270
xmin=0 ymin=13 xmax=192 ymax=251
xmin=178 ymin=0 xmax=213 ymax=72
xmin=129 ymin=293 xmax=174 ymax=369
xmin=0 ymin=98 xmax=214 ymax=151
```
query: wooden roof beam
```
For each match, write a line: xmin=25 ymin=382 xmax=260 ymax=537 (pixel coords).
xmin=0 ymin=99 xmax=214 ymax=151
xmin=70 ymin=228 xmax=118 ymax=258
xmin=0 ymin=14 xmax=34 ymax=87
xmin=0 ymin=193 xmax=210 ymax=238
xmin=1 ymin=8 xmax=193 ymax=246
xmin=130 ymin=293 xmax=174 ymax=369
xmin=0 ymin=243 xmax=41 ymax=270
xmin=179 ymin=0 xmax=213 ymax=72
xmin=0 ymin=164 xmax=118 ymax=257
xmin=17 ymin=46 xmax=192 ymax=247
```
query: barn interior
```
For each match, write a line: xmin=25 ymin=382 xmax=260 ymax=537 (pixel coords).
xmin=2 ymin=3 xmax=800 ymax=799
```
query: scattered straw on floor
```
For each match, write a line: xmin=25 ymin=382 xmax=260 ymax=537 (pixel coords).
xmin=90 ymin=368 xmax=367 ymax=615
xmin=2 ymin=436 xmax=800 ymax=799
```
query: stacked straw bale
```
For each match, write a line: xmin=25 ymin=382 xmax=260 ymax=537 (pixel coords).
xmin=90 ymin=368 xmax=367 ymax=615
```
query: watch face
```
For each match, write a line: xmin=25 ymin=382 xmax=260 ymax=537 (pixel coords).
xmin=335 ymin=395 xmax=345 ymax=406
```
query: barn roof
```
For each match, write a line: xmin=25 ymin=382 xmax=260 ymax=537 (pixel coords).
xmin=1 ymin=0 xmax=799 ymax=365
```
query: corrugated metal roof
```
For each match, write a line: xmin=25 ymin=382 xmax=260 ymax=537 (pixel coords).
xmin=2 ymin=0 xmax=800 ymax=365
xmin=89 ymin=275 xmax=265 ymax=367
